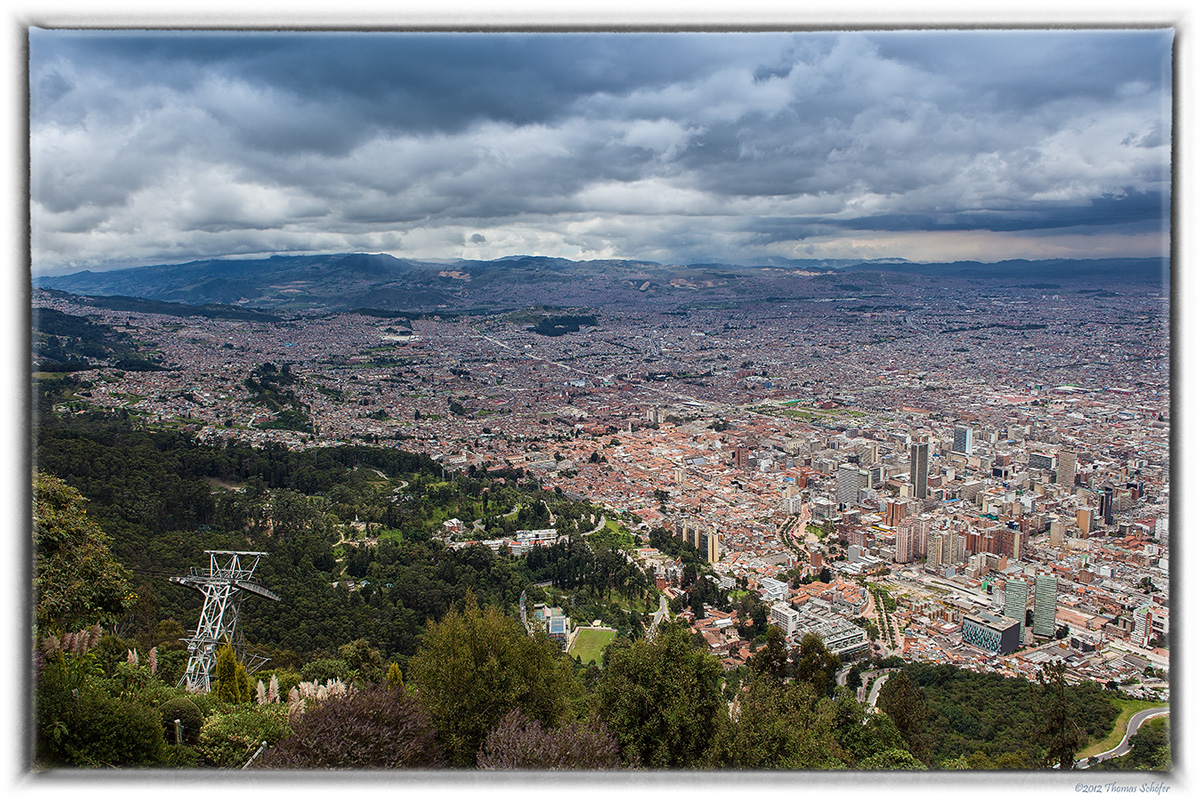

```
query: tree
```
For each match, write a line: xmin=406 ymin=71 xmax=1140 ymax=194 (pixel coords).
xmin=338 ymin=638 xmax=385 ymax=685
xmin=877 ymin=670 xmax=930 ymax=763
xmin=33 ymin=471 xmax=134 ymax=634
xmin=215 ymin=640 xmax=250 ymax=704
xmin=408 ymin=594 xmax=582 ymax=766
xmin=828 ymin=692 xmax=911 ymax=767
xmin=704 ymin=671 xmax=841 ymax=769
xmin=257 ymin=684 xmax=442 ymax=769
xmin=1036 ymin=661 xmax=1085 ymax=770
xmin=476 ymin=709 xmax=621 ymax=769
xmin=747 ymin=625 xmax=789 ymax=682
xmin=791 ymin=632 xmax=840 ymax=698
xmin=596 ymin=623 xmax=723 ymax=767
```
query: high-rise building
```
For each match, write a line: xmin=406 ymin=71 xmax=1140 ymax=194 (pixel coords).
xmin=953 ymin=426 xmax=974 ymax=455
xmin=1057 ymin=450 xmax=1077 ymax=487
xmin=961 ymin=610 xmax=1021 ymax=654
xmin=1132 ymin=605 xmax=1152 ymax=648
xmin=837 ymin=463 xmax=862 ymax=507
xmin=885 ymin=498 xmax=910 ymax=528
xmin=951 ymin=532 xmax=967 ymax=564
xmin=1004 ymin=578 xmax=1029 ymax=644
xmin=698 ymin=530 xmax=721 ymax=563
xmin=926 ymin=530 xmax=949 ymax=569
xmin=1049 ymin=517 xmax=1067 ymax=546
xmin=733 ymin=446 xmax=751 ymax=470
xmin=910 ymin=440 xmax=930 ymax=500
xmin=1076 ymin=507 xmax=1093 ymax=537
xmin=912 ymin=515 xmax=931 ymax=558
xmin=1033 ymin=574 xmax=1058 ymax=638
xmin=1101 ymin=486 xmax=1115 ymax=526
xmin=894 ymin=519 xmax=914 ymax=564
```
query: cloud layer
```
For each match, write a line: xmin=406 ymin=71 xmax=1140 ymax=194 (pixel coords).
xmin=30 ymin=29 xmax=1172 ymax=273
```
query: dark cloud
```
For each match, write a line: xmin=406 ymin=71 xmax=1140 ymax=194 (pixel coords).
xmin=29 ymin=29 xmax=1172 ymax=272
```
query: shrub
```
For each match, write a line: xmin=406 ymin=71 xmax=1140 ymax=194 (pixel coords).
xmin=196 ymin=704 xmax=292 ymax=768
xmin=257 ymin=685 xmax=443 ymax=769
xmin=159 ymin=697 xmax=203 ymax=746
xmin=160 ymin=743 xmax=200 ymax=767
xmin=477 ymin=709 xmax=621 ymax=769
xmin=299 ymin=657 xmax=351 ymax=684
xmin=40 ymin=691 xmax=166 ymax=767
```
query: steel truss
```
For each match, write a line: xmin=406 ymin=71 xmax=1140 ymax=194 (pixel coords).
xmin=170 ymin=550 xmax=280 ymax=692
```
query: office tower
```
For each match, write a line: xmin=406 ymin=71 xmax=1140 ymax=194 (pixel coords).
xmin=912 ymin=515 xmax=931 ymax=558
xmin=1131 ymin=605 xmax=1152 ymax=648
xmin=837 ymin=463 xmax=861 ymax=506
xmin=733 ymin=446 xmax=751 ymax=470
xmin=910 ymin=440 xmax=929 ymax=500
xmin=698 ymin=530 xmax=721 ymax=564
xmin=1004 ymin=578 xmax=1028 ymax=644
xmin=953 ymin=425 xmax=974 ymax=455
xmin=1033 ymin=574 xmax=1058 ymax=638
xmin=1101 ymin=486 xmax=1115 ymax=526
xmin=1076 ymin=507 xmax=1093 ymax=537
xmin=951 ymin=532 xmax=967 ymax=564
xmin=894 ymin=519 xmax=914 ymax=563
xmin=1002 ymin=528 xmax=1026 ymax=560
xmin=885 ymin=498 xmax=910 ymax=528
xmin=1057 ymin=450 xmax=1077 ymax=487
xmin=926 ymin=530 xmax=949 ymax=569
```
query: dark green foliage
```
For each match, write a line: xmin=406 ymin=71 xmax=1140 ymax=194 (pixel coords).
xmin=828 ymin=693 xmax=911 ymax=767
xmin=337 ymin=638 xmax=386 ymax=685
xmin=299 ymin=658 xmax=351 ymax=684
xmin=33 ymin=472 xmax=134 ymax=634
xmin=1037 ymin=661 xmax=1086 ymax=770
xmin=37 ymin=683 xmax=166 ymax=767
xmin=746 ymin=625 xmax=789 ymax=682
xmin=159 ymin=697 xmax=203 ymax=746
xmin=857 ymin=748 xmax=927 ymax=770
xmin=408 ymin=595 xmax=583 ymax=767
xmin=258 ymin=685 xmax=443 ymax=769
xmin=530 ymin=314 xmax=598 ymax=336
xmin=791 ymin=632 xmax=841 ymax=698
xmin=33 ymin=307 xmax=163 ymax=372
xmin=596 ymin=623 xmax=723 ymax=768
xmin=1094 ymin=717 xmax=1170 ymax=771
xmin=196 ymin=705 xmax=292 ymax=768
xmin=476 ymin=709 xmax=621 ymax=769
xmin=704 ymin=672 xmax=841 ymax=769
xmin=899 ymin=661 xmax=1117 ymax=767
xmin=33 ymin=416 xmax=577 ymax=663
xmin=877 ymin=670 xmax=930 ymax=763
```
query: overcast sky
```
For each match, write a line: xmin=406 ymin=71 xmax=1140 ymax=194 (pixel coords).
xmin=29 ymin=28 xmax=1173 ymax=274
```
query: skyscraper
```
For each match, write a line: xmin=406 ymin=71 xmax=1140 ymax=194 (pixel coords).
xmin=1057 ymin=449 xmax=1077 ymax=488
xmin=953 ymin=425 xmax=974 ymax=455
xmin=1033 ymin=574 xmax=1058 ymax=638
xmin=910 ymin=440 xmax=929 ymax=500
xmin=1004 ymin=578 xmax=1028 ymax=644
xmin=894 ymin=518 xmax=914 ymax=563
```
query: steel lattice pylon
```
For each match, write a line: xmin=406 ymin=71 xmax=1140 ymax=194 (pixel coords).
xmin=170 ymin=550 xmax=280 ymax=692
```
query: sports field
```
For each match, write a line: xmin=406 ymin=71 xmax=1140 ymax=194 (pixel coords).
xmin=569 ymin=627 xmax=616 ymax=666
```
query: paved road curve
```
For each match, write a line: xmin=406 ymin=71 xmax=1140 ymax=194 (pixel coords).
xmin=1075 ymin=706 xmax=1169 ymax=769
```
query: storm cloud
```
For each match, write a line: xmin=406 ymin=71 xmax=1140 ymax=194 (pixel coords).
xmin=29 ymin=29 xmax=1172 ymax=273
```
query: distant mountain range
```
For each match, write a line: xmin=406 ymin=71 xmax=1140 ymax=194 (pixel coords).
xmin=34 ymin=253 xmax=1168 ymax=313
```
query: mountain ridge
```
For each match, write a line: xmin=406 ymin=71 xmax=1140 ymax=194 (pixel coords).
xmin=35 ymin=253 xmax=1168 ymax=313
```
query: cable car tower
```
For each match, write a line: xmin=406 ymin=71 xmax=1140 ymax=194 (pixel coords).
xmin=170 ymin=550 xmax=280 ymax=692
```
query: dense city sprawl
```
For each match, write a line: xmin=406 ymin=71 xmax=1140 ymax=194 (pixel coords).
xmin=33 ymin=275 xmax=1169 ymax=709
